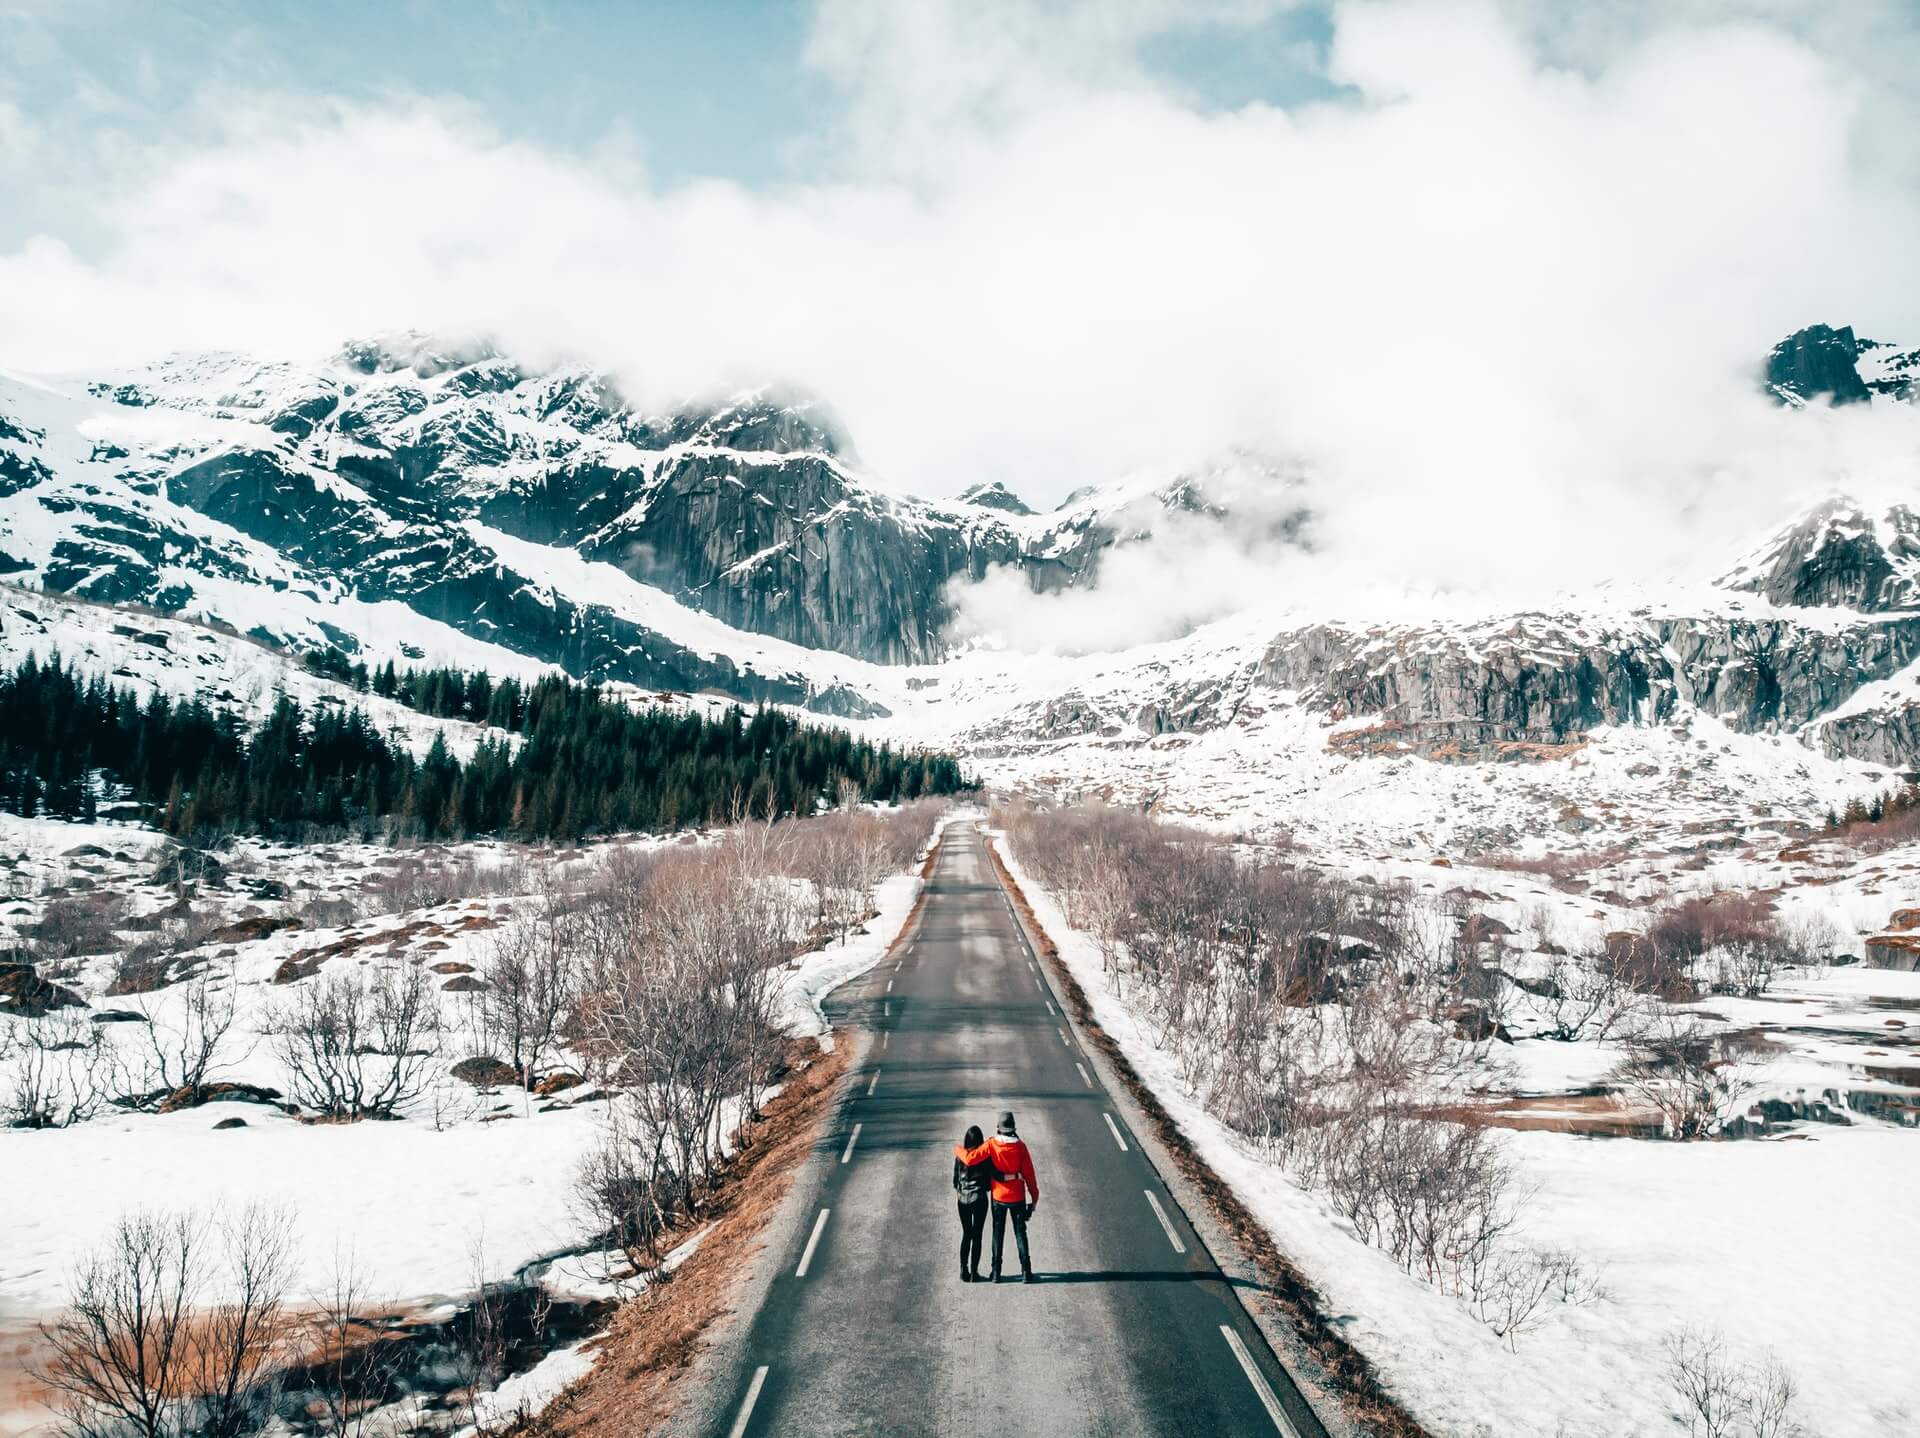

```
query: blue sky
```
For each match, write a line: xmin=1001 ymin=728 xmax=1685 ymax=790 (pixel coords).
xmin=0 ymin=0 xmax=1343 ymax=252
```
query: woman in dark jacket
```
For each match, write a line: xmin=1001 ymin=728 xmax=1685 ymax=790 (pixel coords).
xmin=952 ymin=1124 xmax=994 ymax=1282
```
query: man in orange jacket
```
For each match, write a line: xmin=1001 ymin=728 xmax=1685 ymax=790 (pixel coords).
xmin=984 ymin=1110 xmax=1040 ymax=1283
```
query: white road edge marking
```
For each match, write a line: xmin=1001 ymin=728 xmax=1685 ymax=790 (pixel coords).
xmin=1103 ymin=1112 xmax=1129 ymax=1151
xmin=867 ymin=1069 xmax=881 ymax=1097
xmin=881 ymin=1031 xmax=890 ymax=1050
xmin=796 ymin=1209 xmax=830 ymax=1277
xmin=1057 ymin=1027 xmax=1069 ymax=1047
xmin=1221 ymin=1325 xmax=1297 ymax=1435
xmin=886 ymin=977 xmax=894 ymax=992
xmin=726 ymin=1365 xmax=770 ymax=1438
xmin=1032 ymin=974 xmax=1043 ymax=992
xmin=1075 ymin=1062 xmax=1092 ymax=1088
xmin=841 ymin=1122 xmax=863 ymax=1164
xmin=1045 ymin=999 xmax=1056 ymax=1015
xmin=1145 ymin=1190 xmax=1186 ymax=1254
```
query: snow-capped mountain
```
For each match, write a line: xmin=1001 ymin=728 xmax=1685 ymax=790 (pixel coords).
xmin=7 ymin=322 xmax=1920 ymax=847
xmin=0 ymin=335 xmax=1244 ymax=707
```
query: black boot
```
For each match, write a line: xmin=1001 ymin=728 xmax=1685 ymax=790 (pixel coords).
xmin=1023 ymin=1267 xmax=1035 ymax=1284
xmin=991 ymin=1267 xmax=1003 ymax=1284
xmin=970 ymin=1266 xmax=983 ymax=1282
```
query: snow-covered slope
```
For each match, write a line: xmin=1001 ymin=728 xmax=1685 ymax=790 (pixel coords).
xmin=8 ymin=323 xmax=1920 ymax=851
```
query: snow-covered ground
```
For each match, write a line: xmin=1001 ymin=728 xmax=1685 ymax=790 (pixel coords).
xmin=0 ymin=811 xmax=945 ymax=1435
xmin=994 ymin=830 xmax=1920 ymax=1437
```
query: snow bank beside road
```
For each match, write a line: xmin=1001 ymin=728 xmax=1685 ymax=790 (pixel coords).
xmin=777 ymin=810 xmax=967 ymax=1046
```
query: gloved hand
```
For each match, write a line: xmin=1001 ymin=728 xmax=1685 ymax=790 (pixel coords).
xmin=1025 ymin=1200 xmax=1037 ymax=1221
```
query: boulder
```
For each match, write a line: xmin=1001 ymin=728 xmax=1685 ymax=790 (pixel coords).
xmin=213 ymin=1117 xmax=248 ymax=1130
xmin=451 ymin=1056 xmax=519 ymax=1088
xmin=1865 ymin=932 xmax=1920 ymax=972
xmin=534 ymin=1071 xmax=584 ymax=1097
xmin=441 ymin=974 xmax=487 ymax=993
xmin=157 ymin=1082 xmax=284 ymax=1113
xmin=0 ymin=965 xmax=85 ymax=1017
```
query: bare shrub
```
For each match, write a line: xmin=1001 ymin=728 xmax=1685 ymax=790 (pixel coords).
xmin=480 ymin=903 xmax=580 ymax=1086
xmin=308 ymin=1251 xmax=385 ymax=1438
xmin=37 ymin=1210 xmax=203 ymax=1438
xmin=7 ymin=1009 xmax=109 ymax=1127
xmin=1468 ymin=1245 xmax=1599 ymax=1349
xmin=1664 ymin=1327 xmax=1804 ymax=1438
xmin=1536 ymin=952 xmax=1645 ymax=1043
xmin=1623 ymin=1012 xmax=1758 ymax=1140
xmin=35 ymin=1201 xmax=297 ymax=1438
xmin=265 ymin=963 xmax=444 ymax=1119
xmin=573 ymin=1106 xmax=667 ymax=1277
xmin=195 ymin=1204 xmax=298 ymax=1438
xmin=28 ymin=894 xmax=130 ymax=961
xmin=123 ymin=974 xmax=241 ymax=1104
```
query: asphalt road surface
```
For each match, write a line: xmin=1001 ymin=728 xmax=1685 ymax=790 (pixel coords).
xmin=703 ymin=822 xmax=1329 ymax=1437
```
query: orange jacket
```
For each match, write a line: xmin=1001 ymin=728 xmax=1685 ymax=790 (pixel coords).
xmin=979 ymin=1134 xmax=1038 ymax=1205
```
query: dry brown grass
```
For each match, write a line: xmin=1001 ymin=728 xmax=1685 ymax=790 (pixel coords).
xmin=983 ymin=839 xmax=1436 ymax=1438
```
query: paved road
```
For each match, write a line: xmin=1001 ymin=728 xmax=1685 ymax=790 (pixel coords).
xmin=703 ymin=823 xmax=1328 ymax=1437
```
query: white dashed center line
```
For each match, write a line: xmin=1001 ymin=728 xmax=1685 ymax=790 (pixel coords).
xmin=796 ymin=1209 xmax=831 ymax=1277
xmin=1103 ymin=1112 xmax=1129 ymax=1151
xmin=1075 ymin=1062 xmax=1092 ymax=1088
xmin=1221 ymin=1326 xmax=1298 ymax=1434
xmin=1145 ymin=1191 xmax=1185 ymax=1254
xmin=867 ymin=1069 xmax=881 ymax=1097
xmin=841 ymin=1123 xmax=862 ymax=1163
xmin=727 ymin=1366 xmax=770 ymax=1438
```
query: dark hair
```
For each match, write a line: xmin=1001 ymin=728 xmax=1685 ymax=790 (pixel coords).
xmin=962 ymin=1124 xmax=984 ymax=1148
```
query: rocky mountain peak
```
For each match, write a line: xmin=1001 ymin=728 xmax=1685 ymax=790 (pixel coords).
xmin=1766 ymin=324 xmax=1871 ymax=406
xmin=957 ymin=480 xmax=1034 ymax=515
xmin=1720 ymin=496 xmax=1920 ymax=612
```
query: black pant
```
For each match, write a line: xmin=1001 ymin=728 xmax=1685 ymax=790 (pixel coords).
xmin=957 ymin=1198 xmax=987 ymax=1274
xmin=990 ymin=1198 xmax=1031 ymax=1274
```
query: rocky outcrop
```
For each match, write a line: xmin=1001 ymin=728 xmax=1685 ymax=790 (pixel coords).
xmin=1766 ymin=324 xmax=1871 ymax=406
xmin=1718 ymin=499 xmax=1920 ymax=613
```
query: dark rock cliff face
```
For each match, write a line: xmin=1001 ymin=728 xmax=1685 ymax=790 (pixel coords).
xmin=1766 ymin=324 xmax=1871 ymax=405
xmin=1719 ymin=501 xmax=1920 ymax=613
xmin=1248 ymin=611 xmax=1920 ymax=766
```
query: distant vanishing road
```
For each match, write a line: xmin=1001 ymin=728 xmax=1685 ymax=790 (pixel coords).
xmin=676 ymin=823 xmax=1330 ymax=1438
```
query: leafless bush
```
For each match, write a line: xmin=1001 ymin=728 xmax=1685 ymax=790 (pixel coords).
xmin=28 ymin=893 xmax=130 ymax=960
xmin=361 ymin=849 xmax=535 ymax=915
xmin=264 ymin=962 xmax=444 ymax=1119
xmin=7 ymin=1009 xmax=109 ymax=1127
xmin=1535 ymin=952 xmax=1645 ymax=1043
xmin=37 ymin=1210 xmax=203 ymax=1438
xmin=1477 ymin=846 xmax=1631 ymax=878
xmin=123 ymin=975 xmax=241 ymax=1104
xmin=573 ymin=1107 xmax=668 ymax=1276
xmin=480 ymin=902 xmax=581 ymax=1086
xmin=196 ymin=1204 xmax=298 ymax=1438
xmin=35 ymin=1204 xmax=296 ymax=1438
xmin=1623 ymin=1012 xmax=1758 ymax=1140
xmin=1468 ymin=1245 xmax=1599 ymax=1349
xmin=290 ymin=891 xmax=366 ymax=929
xmin=308 ymin=1251 xmax=386 ymax=1438
xmin=1664 ymin=1327 xmax=1804 ymax=1438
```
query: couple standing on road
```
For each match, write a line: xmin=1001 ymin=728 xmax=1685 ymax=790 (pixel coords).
xmin=952 ymin=1110 xmax=1041 ymax=1284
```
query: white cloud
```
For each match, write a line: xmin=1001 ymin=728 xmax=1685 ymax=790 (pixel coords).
xmin=2 ymin=0 xmax=1919 ymax=645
